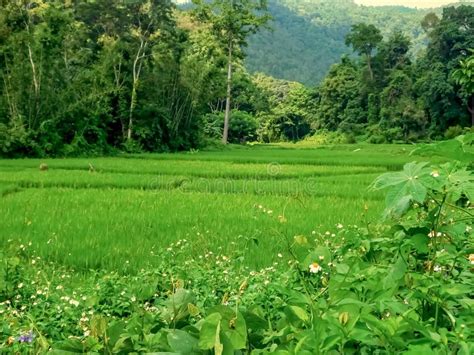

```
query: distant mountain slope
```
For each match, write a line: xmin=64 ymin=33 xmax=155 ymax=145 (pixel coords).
xmin=245 ymin=0 xmax=471 ymax=85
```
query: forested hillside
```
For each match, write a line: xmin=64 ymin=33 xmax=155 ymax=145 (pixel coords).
xmin=246 ymin=0 xmax=471 ymax=84
xmin=0 ymin=0 xmax=472 ymax=157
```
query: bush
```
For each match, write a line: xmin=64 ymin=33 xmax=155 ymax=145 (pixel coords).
xmin=444 ymin=125 xmax=464 ymax=139
xmin=301 ymin=129 xmax=356 ymax=145
xmin=202 ymin=110 xmax=258 ymax=144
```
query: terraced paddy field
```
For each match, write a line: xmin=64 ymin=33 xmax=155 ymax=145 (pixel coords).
xmin=0 ymin=144 xmax=435 ymax=272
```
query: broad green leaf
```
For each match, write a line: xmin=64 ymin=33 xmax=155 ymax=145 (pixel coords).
xmin=224 ymin=312 xmax=247 ymax=350
xmin=371 ymin=162 xmax=431 ymax=218
xmin=167 ymin=329 xmax=199 ymax=354
xmin=383 ymin=256 xmax=407 ymax=289
xmin=198 ymin=312 xmax=222 ymax=350
xmin=403 ymin=344 xmax=438 ymax=355
xmin=289 ymin=306 xmax=310 ymax=323
xmin=106 ymin=321 xmax=126 ymax=348
xmin=412 ymin=138 xmax=474 ymax=163
xmin=409 ymin=234 xmax=430 ymax=254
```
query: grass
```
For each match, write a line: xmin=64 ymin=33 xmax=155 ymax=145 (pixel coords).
xmin=0 ymin=144 xmax=432 ymax=272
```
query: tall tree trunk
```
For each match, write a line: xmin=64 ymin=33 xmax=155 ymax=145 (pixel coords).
xmin=2 ymin=68 xmax=18 ymax=122
xmin=26 ymin=23 xmax=41 ymax=128
xmin=127 ymin=40 xmax=145 ymax=141
xmin=222 ymin=37 xmax=233 ymax=145
xmin=367 ymin=54 xmax=374 ymax=81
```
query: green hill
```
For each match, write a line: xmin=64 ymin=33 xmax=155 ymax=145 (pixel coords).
xmin=245 ymin=0 xmax=468 ymax=85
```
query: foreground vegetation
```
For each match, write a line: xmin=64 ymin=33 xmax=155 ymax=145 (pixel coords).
xmin=1 ymin=137 xmax=473 ymax=353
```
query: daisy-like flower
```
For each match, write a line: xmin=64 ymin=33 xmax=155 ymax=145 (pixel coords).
xmin=309 ymin=262 xmax=322 ymax=273
xmin=468 ymin=254 xmax=474 ymax=265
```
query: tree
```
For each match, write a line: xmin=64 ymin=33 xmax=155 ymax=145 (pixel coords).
xmin=415 ymin=5 xmax=474 ymax=133
xmin=124 ymin=0 xmax=175 ymax=141
xmin=316 ymin=58 xmax=362 ymax=131
xmin=452 ymin=50 xmax=474 ymax=126
xmin=345 ymin=23 xmax=382 ymax=81
xmin=421 ymin=12 xmax=440 ymax=34
xmin=192 ymin=0 xmax=270 ymax=144
xmin=377 ymin=31 xmax=411 ymax=71
xmin=380 ymin=70 xmax=426 ymax=142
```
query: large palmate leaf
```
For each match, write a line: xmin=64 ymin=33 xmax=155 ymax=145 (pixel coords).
xmin=439 ymin=163 xmax=474 ymax=202
xmin=411 ymin=134 xmax=474 ymax=163
xmin=371 ymin=162 xmax=431 ymax=218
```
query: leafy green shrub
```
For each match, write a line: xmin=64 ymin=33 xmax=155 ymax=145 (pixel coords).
xmin=203 ymin=110 xmax=258 ymax=144
xmin=302 ymin=129 xmax=355 ymax=145
xmin=444 ymin=125 xmax=464 ymax=139
xmin=0 ymin=124 xmax=36 ymax=158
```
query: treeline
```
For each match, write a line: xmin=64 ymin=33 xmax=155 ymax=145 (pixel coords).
xmin=0 ymin=1 xmax=472 ymax=157
xmin=0 ymin=0 xmax=225 ymax=156
xmin=315 ymin=6 xmax=473 ymax=142
xmin=208 ymin=4 xmax=474 ymax=145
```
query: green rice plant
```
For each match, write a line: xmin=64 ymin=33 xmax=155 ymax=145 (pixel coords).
xmin=0 ymin=188 xmax=383 ymax=271
xmin=0 ymin=146 xmax=421 ymax=271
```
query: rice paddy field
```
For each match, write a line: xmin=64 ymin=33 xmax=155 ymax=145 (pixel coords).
xmin=0 ymin=144 xmax=435 ymax=272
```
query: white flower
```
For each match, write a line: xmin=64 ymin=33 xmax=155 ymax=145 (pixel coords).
xmin=433 ymin=265 xmax=442 ymax=273
xmin=131 ymin=296 xmax=136 ymax=302
xmin=337 ymin=223 xmax=343 ymax=229
xmin=277 ymin=253 xmax=283 ymax=258
xmin=56 ymin=285 xmax=63 ymax=290
xmin=430 ymin=170 xmax=440 ymax=178
xmin=69 ymin=299 xmax=79 ymax=307
xmin=319 ymin=256 xmax=325 ymax=261
xmin=469 ymin=254 xmax=474 ymax=265
xmin=309 ymin=262 xmax=322 ymax=273
xmin=428 ymin=231 xmax=442 ymax=238
xmin=17 ymin=283 xmax=24 ymax=289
